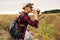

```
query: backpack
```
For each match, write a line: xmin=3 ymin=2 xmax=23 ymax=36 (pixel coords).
xmin=8 ymin=16 xmax=20 ymax=39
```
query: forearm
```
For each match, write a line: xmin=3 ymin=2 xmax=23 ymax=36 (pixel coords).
xmin=33 ymin=13 xmax=38 ymax=20
xmin=32 ymin=10 xmax=38 ymax=20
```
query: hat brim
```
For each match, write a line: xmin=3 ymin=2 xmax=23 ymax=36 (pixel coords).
xmin=22 ymin=3 xmax=34 ymax=9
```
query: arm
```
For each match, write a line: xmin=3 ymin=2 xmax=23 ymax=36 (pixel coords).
xmin=27 ymin=10 xmax=39 ymax=28
xmin=22 ymin=15 xmax=39 ymax=28
xmin=23 ymin=12 xmax=38 ymax=28
xmin=22 ymin=10 xmax=39 ymax=28
xmin=32 ymin=10 xmax=38 ymax=20
xmin=27 ymin=17 xmax=38 ymax=28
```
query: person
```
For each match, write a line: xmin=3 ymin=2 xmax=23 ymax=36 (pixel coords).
xmin=17 ymin=3 xmax=39 ymax=40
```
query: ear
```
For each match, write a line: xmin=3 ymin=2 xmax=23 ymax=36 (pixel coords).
xmin=24 ymin=7 xmax=27 ymax=10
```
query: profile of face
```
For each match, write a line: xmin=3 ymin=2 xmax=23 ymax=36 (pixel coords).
xmin=25 ymin=6 xmax=33 ymax=13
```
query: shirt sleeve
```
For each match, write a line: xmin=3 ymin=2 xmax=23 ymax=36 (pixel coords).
xmin=23 ymin=15 xmax=39 ymax=28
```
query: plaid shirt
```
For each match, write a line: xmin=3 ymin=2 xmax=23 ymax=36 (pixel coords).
xmin=18 ymin=11 xmax=38 ymax=39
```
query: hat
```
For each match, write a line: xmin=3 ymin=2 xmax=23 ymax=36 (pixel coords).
xmin=22 ymin=3 xmax=34 ymax=9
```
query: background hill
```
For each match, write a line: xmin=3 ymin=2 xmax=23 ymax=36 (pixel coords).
xmin=42 ymin=9 xmax=60 ymax=14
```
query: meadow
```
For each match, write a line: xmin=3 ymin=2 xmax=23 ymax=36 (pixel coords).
xmin=0 ymin=13 xmax=60 ymax=40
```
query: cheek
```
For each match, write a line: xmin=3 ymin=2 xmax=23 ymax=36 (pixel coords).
xmin=29 ymin=9 xmax=31 ymax=11
xmin=28 ymin=8 xmax=31 ymax=11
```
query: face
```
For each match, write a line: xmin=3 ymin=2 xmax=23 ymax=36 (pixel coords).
xmin=25 ymin=6 xmax=33 ymax=13
xmin=29 ymin=6 xmax=33 ymax=12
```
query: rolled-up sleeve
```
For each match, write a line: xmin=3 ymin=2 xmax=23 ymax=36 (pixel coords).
xmin=27 ymin=17 xmax=39 ymax=28
xmin=22 ymin=14 xmax=39 ymax=28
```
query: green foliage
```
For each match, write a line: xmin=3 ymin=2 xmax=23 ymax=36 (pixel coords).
xmin=0 ymin=15 xmax=55 ymax=40
xmin=36 ymin=21 xmax=54 ymax=40
xmin=42 ymin=9 xmax=60 ymax=14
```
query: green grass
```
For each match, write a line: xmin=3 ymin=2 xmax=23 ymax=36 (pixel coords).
xmin=36 ymin=20 xmax=54 ymax=40
xmin=0 ymin=14 xmax=60 ymax=40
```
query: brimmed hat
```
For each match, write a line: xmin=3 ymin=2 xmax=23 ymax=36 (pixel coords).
xmin=22 ymin=3 xmax=34 ymax=9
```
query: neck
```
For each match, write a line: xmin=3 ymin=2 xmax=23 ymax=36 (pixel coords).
xmin=24 ymin=10 xmax=29 ymax=13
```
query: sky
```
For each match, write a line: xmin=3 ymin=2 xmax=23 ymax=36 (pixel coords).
xmin=0 ymin=0 xmax=60 ymax=14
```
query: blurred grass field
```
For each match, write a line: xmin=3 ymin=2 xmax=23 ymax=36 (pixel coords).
xmin=0 ymin=13 xmax=60 ymax=40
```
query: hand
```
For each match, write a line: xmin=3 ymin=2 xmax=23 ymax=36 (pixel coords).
xmin=32 ymin=10 xmax=38 ymax=20
xmin=32 ymin=10 xmax=37 ymax=15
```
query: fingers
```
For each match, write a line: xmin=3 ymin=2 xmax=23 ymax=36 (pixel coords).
xmin=32 ymin=10 xmax=37 ymax=14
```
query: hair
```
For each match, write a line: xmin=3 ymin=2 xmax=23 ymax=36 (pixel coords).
xmin=22 ymin=7 xmax=25 ymax=10
xmin=22 ymin=6 xmax=28 ymax=10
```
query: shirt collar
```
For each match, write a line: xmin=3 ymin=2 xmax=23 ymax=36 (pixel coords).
xmin=22 ymin=11 xmax=28 ymax=15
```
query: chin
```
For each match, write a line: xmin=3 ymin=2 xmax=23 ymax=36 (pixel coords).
xmin=28 ymin=11 xmax=31 ymax=13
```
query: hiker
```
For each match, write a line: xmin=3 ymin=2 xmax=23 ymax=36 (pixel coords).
xmin=17 ymin=3 xmax=39 ymax=40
